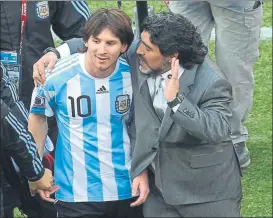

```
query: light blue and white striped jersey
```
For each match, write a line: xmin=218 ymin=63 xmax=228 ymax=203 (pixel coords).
xmin=30 ymin=53 xmax=133 ymax=202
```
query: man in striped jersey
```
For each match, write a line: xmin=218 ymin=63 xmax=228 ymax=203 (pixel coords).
xmin=28 ymin=9 xmax=149 ymax=218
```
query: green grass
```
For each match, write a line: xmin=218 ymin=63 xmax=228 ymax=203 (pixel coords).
xmin=209 ymin=40 xmax=272 ymax=217
xmin=15 ymin=1 xmax=272 ymax=217
xmin=262 ymin=1 xmax=272 ymax=27
xmin=242 ymin=40 xmax=272 ymax=217
xmin=86 ymin=1 xmax=272 ymax=27
xmin=86 ymin=0 xmax=168 ymax=19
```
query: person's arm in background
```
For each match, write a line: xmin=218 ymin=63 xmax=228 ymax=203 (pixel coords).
xmin=50 ymin=1 xmax=90 ymax=40
xmin=31 ymin=1 xmax=90 ymax=84
xmin=1 ymin=63 xmax=54 ymax=155
xmin=0 ymin=99 xmax=53 ymax=192
xmin=48 ymin=1 xmax=90 ymax=66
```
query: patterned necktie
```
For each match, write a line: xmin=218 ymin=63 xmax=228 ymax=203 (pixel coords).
xmin=152 ymin=75 xmax=165 ymax=120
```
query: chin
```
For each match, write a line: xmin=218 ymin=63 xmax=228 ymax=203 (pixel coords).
xmin=139 ymin=65 xmax=152 ymax=75
xmin=96 ymin=64 xmax=109 ymax=70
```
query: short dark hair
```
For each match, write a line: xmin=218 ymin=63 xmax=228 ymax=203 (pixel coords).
xmin=82 ymin=8 xmax=134 ymax=52
xmin=141 ymin=12 xmax=208 ymax=70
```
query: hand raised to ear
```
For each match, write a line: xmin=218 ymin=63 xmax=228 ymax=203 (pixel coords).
xmin=164 ymin=57 xmax=180 ymax=102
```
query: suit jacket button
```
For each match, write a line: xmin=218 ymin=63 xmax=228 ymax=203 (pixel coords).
xmin=151 ymin=147 xmax=157 ymax=152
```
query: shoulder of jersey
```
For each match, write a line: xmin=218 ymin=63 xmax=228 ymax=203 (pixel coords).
xmin=46 ymin=53 xmax=80 ymax=81
xmin=119 ymin=57 xmax=131 ymax=72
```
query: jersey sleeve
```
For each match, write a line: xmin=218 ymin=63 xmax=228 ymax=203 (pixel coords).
xmin=30 ymin=83 xmax=56 ymax=117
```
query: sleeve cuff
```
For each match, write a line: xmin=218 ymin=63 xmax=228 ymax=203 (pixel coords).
xmin=28 ymin=167 xmax=45 ymax=182
xmin=172 ymin=104 xmax=180 ymax=113
xmin=57 ymin=43 xmax=71 ymax=59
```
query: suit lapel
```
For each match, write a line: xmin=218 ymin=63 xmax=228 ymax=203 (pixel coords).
xmin=158 ymin=64 xmax=198 ymax=141
xmin=137 ymin=64 xmax=149 ymax=92
xmin=136 ymin=63 xmax=162 ymax=123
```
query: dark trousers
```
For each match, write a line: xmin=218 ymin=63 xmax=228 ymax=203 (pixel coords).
xmin=54 ymin=197 xmax=143 ymax=218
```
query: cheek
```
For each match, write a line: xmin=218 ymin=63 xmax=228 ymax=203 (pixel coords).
xmin=147 ymin=55 xmax=163 ymax=68
xmin=87 ymin=43 xmax=96 ymax=53
xmin=109 ymin=47 xmax=122 ymax=59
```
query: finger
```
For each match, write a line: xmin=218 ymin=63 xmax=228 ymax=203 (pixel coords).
xmin=47 ymin=59 xmax=55 ymax=73
xmin=130 ymin=182 xmax=149 ymax=207
xmin=48 ymin=185 xmax=60 ymax=195
xmin=43 ymin=196 xmax=56 ymax=203
xmin=131 ymin=179 xmax=140 ymax=197
xmin=40 ymin=65 xmax=47 ymax=83
xmin=30 ymin=189 xmax=36 ymax=197
xmin=130 ymin=188 xmax=145 ymax=207
xmin=45 ymin=190 xmax=50 ymax=198
xmin=33 ymin=64 xmax=43 ymax=85
xmin=37 ymin=190 xmax=56 ymax=203
xmin=171 ymin=57 xmax=179 ymax=79
xmin=130 ymin=196 xmax=143 ymax=207
xmin=36 ymin=62 xmax=46 ymax=83
xmin=37 ymin=190 xmax=47 ymax=201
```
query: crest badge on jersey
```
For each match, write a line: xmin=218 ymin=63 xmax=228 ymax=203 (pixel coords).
xmin=115 ymin=94 xmax=130 ymax=114
xmin=36 ymin=1 xmax=49 ymax=19
xmin=33 ymin=95 xmax=46 ymax=108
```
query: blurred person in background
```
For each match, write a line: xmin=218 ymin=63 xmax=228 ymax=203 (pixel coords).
xmin=0 ymin=2 xmax=89 ymax=217
xmin=167 ymin=0 xmax=263 ymax=168
xmin=1 ymin=64 xmax=55 ymax=218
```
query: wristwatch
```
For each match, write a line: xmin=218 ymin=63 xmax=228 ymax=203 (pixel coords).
xmin=43 ymin=47 xmax=60 ymax=59
xmin=167 ymin=92 xmax=184 ymax=108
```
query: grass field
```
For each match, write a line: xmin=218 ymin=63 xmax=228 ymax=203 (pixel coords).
xmin=209 ymin=40 xmax=272 ymax=217
xmin=15 ymin=1 xmax=272 ymax=217
xmin=85 ymin=0 xmax=272 ymax=27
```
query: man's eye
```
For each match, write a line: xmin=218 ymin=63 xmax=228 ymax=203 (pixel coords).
xmin=107 ymin=42 xmax=115 ymax=46
xmin=145 ymin=46 xmax=151 ymax=51
xmin=93 ymin=40 xmax=99 ymax=43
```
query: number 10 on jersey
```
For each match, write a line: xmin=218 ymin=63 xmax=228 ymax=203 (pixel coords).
xmin=68 ymin=95 xmax=91 ymax=118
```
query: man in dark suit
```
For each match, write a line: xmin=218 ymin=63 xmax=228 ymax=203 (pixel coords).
xmin=33 ymin=11 xmax=242 ymax=217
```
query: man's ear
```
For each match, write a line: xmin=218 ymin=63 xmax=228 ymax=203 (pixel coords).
xmin=166 ymin=52 xmax=179 ymax=63
xmin=121 ymin=44 xmax=128 ymax=53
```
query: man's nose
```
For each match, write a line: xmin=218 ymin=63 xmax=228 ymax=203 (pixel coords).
xmin=136 ymin=43 xmax=144 ymax=55
xmin=97 ymin=43 xmax=107 ymax=54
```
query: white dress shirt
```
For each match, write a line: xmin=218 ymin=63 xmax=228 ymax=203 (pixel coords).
xmin=147 ymin=66 xmax=184 ymax=172
xmin=147 ymin=66 xmax=184 ymax=115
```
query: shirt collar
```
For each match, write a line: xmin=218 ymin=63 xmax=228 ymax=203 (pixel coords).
xmin=161 ymin=66 xmax=184 ymax=80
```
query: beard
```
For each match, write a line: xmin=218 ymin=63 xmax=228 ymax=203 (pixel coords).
xmin=138 ymin=55 xmax=171 ymax=76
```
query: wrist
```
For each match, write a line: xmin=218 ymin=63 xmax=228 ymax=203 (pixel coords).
xmin=167 ymin=95 xmax=177 ymax=103
xmin=43 ymin=47 xmax=60 ymax=59
xmin=167 ymin=92 xmax=184 ymax=109
xmin=28 ymin=167 xmax=45 ymax=183
xmin=166 ymin=91 xmax=179 ymax=102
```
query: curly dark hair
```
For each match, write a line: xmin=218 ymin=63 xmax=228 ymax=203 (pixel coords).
xmin=141 ymin=12 xmax=208 ymax=70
